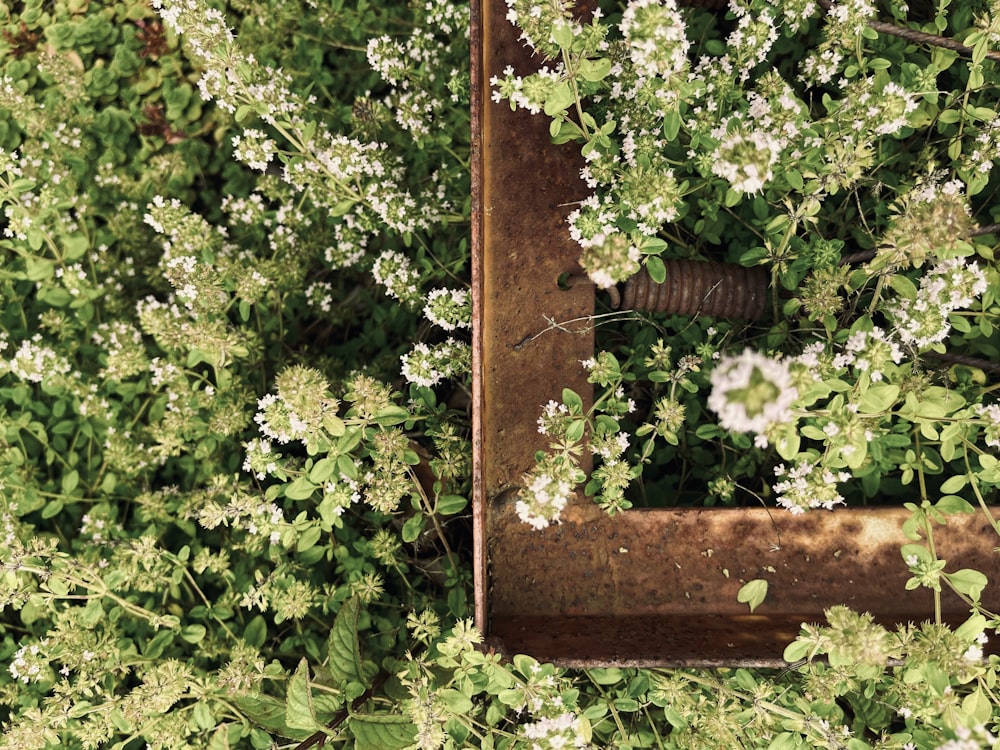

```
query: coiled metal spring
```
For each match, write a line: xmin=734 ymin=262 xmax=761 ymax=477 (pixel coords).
xmin=612 ymin=260 xmax=769 ymax=321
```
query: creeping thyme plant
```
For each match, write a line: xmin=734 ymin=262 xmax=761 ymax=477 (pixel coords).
xmin=3 ymin=0 xmax=1000 ymax=748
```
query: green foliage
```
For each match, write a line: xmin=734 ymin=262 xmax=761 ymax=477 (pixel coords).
xmin=3 ymin=0 xmax=1000 ymax=749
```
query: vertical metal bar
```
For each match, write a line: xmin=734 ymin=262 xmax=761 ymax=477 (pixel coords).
xmin=472 ymin=0 xmax=596 ymax=638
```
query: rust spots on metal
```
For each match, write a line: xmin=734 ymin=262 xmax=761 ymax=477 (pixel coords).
xmin=471 ymin=0 xmax=597 ymax=635
xmin=486 ymin=506 xmax=1000 ymax=666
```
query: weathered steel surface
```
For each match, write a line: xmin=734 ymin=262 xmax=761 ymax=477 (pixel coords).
xmin=471 ymin=0 xmax=597 ymax=631
xmin=487 ymin=504 xmax=1000 ymax=665
xmin=471 ymin=0 xmax=1000 ymax=666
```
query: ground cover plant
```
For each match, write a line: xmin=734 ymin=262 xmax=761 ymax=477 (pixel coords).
xmin=3 ymin=0 xmax=1000 ymax=748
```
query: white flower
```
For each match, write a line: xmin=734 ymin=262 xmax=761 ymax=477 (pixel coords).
xmin=621 ymin=0 xmax=690 ymax=80
xmin=708 ymin=348 xmax=797 ymax=434
xmin=711 ymin=128 xmax=782 ymax=194
xmin=773 ymin=461 xmax=850 ymax=513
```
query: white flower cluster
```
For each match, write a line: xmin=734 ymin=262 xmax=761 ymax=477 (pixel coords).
xmin=773 ymin=461 xmax=850 ymax=514
xmin=502 ymin=0 xmax=581 ymax=56
xmin=400 ymin=338 xmax=471 ymax=388
xmin=325 ymin=216 xmax=370 ymax=270
xmin=975 ymin=403 xmax=1000 ymax=448
xmin=745 ymin=71 xmax=807 ymax=144
xmin=711 ymin=128 xmax=782 ymax=194
xmin=832 ymin=327 xmax=903 ymax=383
xmin=567 ymin=194 xmax=617 ymax=248
xmin=836 ymin=78 xmax=918 ymax=138
xmin=305 ymin=281 xmax=335 ymax=314
xmin=890 ymin=257 xmax=988 ymax=348
xmin=254 ymin=393 xmax=302 ymax=445
xmin=422 ymin=288 xmax=471 ymax=331
xmin=515 ymin=456 xmax=580 ymax=530
xmin=962 ymin=630 xmax=989 ymax=662
xmin=708 ymin=348 xmax=797 ymax=440
xmin=620 ymin=0 xmax=690 ymax=81
xmin=489 ymin=64 xmax=563 ymax=116
xmin=231 ymin=128 xmax=277 ymax=172
xmin=242 ymin=437 xmax=281 ymax=480
xmin=93 ymin=320 xmax=147 ymax=381
xmin=5 ymin=334 xmax=73 ymax=385
xmin=537 ymin=399 xmax=571 ymax=436
xmin=520 ymin=711 xmax=591 ymax=750
xmin=726 ymin=1 xmax=778 ymax=79
xmin=366 ymin=0 xmax=468 ymax=140
xmin=372 ymin=250 xmax=421 ymax=305
xmin=964 ymin=116 xmax=1000 ymax=175
xmin=577 ymin=231 xmax=642 ymax=289
xmin=931 ymin=724 xmax=997 ymax=750
xmin=8 ymin=641 xmax=48 ymax=684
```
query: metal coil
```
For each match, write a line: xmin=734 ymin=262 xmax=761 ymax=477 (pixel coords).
xmin=617 ymin=260 xmax=769 ymax=321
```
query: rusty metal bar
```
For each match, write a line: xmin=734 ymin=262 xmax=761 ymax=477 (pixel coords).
xmin=471 ymin=0 xmax=1000 ymax=666
xmin=472 ymin=0 xmax=597 ymax=635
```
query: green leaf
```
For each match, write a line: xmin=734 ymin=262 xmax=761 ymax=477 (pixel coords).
xmin=193 ymin=701 xmax=215 ymax=731
xmin=955 ymin=612 xmax=988 ymax=642
xmin=646 ymin=255 xmax=666 ymax=284
xmin=565 ymin=419 xmax=586 ymax=442
xmin=231 ymin=694 xmax=312 ymax=740
xmin=737 ymin=579 xmax=768 ymax=613
xmin=857 ymin=384 xmax=899 ymax=414
xmin=338 ymin=454 xmax=358 ymax=481
xmin=374 ymin=406 xmax=409 ymax=426
xmin=244 ymin=615 xmax=267 ymax=648
xmin=587 ymin=667 xmax=625 ymax=684
xmin=544 ymin=82 xmax=576 ymax=116
xmin=286 ymin=658 xmax=320 ymax=732
xmin=324 ymin=414 xmax=346 ymax=437
xmin=401 ymin=513 xmax=424 ymax=543
xmin=562 ymin=388 xmax=583 ymax=412
xmin=61 ymin=469 xmax=79 ymax=495
xmin=181 ymin=624 xmax=207 ymax=643
xmin=348 ymin=713 xmax=417 ymax=750
xmin=934 ymin=495 xmax=974 ymax=514
xmin=296 ymin=525 xmax=323 ymax=553
xmin=887 ymin=274 xmax=918 ymax=299
xmin=437 ymin=688 xmax=474 ymax=714
xmin=938 ymin=475 xmax=968 ymax=494
xmin=945 ymin=569 xmax=988 ymax=602
xmin=663 ymin=109 xmax=681 ymax=141
xmin=309 ymin=457 xmax=338 ymax=485
xmin=329 ymin=199 xmax=356 ymax=217
xmin=901 ymin=543 xmax=932 ymax=565
xmin=327 ymin=596 xmax=364 ymax=685
xmin=550 ymin=21 xmax=574 ymax=48
xmin=285 ymin=476 xmax=318 ymax=500
xmin=143 ymin=629 xmax=175 ymax=659
xmin=25 ymin=256 xmax=54 ymax=281
xmin=962 ymin=688 xmax=992 ymax=724
xmin=437 ymin=494 xmax=467 ymax=515
xmin=578 ymin=57 xmax=611 ymax=82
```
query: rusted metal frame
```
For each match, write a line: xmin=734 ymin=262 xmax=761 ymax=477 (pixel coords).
xmin=472 ymin=0 xmax=598 ymax=638
xmin=471 ymin=0 xmax=1000 ymax=667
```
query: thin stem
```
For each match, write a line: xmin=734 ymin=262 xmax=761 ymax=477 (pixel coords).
xmin=962 ymin=445 xmax=1000 ymax=537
